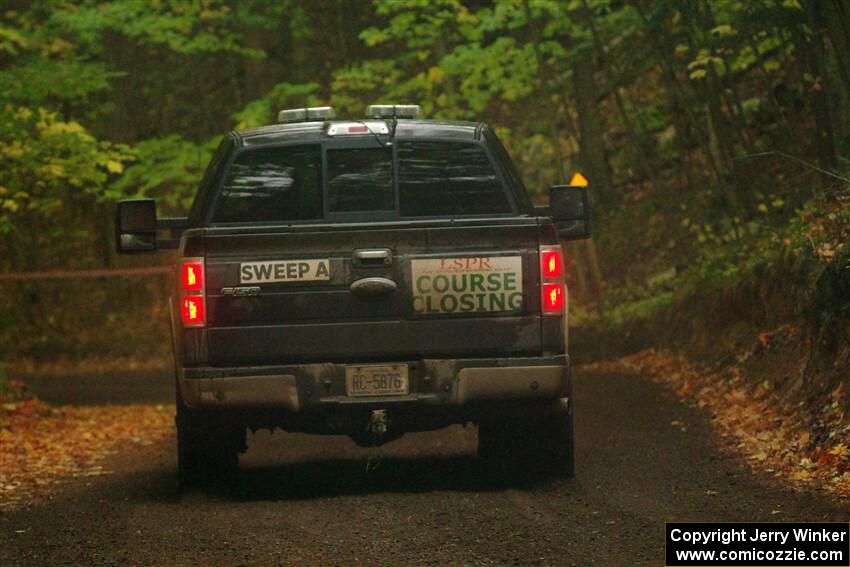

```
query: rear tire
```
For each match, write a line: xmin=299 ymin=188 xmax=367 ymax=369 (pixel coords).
xmin=176 ymin=399 xmax=244 ymax=490
xmin=477 ymin=403 xmax=574 ymax=479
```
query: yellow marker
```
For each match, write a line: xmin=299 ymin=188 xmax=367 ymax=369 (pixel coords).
xmin=569 ymin=172 xmax=589 ymax=187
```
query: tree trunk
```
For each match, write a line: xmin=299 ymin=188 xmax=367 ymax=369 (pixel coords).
xmin=799 ymin=0 xmax=838 ymax=177
xmin=747 ymin=33 xmax=798 ymax=141
xmin=583 ymin=239 xmax=604 ymax=310
xmin=570 ymin=49 xmax=610 ymax=306
xmin=825 ymin=0 xmax=850 ymax=96
xmin=571 ymin=48 xmax=614 ymax=207
xmin=822 ymin=0 xmax=850 ymax=148
xmin=633 ymin=0 xmax=724 ymax=189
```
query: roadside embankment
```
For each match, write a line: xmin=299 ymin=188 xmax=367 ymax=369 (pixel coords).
xmin=574 ymin=196 xmax=850 ymax=495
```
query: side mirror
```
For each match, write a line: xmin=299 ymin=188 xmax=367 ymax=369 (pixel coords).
xmin=549 ymin=185 xmax=591 ymax=240
xmin=116 ymin=199 xmax=157 ymax=253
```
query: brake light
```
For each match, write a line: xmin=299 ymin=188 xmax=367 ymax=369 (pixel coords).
xmin=541 ymin=250 xmax=563 ymax=279
xmin=181 ymin=296 xmax=205 ymax=325
xmin=181 ymin=262 xmax=203 ymax=291
xmin=326 ymin=121 xmax=390 ymax=136
xmin=179 ymin=257 xmax=205 ymax=327
xmin=539 ymin=245 xmax=566 ymax=316
xmin=542 ymin=283 xmax=565 ymax=313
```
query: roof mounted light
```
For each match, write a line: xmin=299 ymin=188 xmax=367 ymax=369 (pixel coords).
xmin=326 ymin=121 xmax=389 ymax=136
xmin=277 ymin=106 xmax=336 ymax=123
xmin=366 ymin=104 xmax=421 ymax=119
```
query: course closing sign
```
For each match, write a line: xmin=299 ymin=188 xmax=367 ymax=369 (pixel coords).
xmin=411 ymin=256 xmax=523 ymax=314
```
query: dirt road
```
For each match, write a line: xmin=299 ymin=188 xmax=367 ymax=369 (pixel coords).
xmin=1 ymin=369 xmax=847 ymax=566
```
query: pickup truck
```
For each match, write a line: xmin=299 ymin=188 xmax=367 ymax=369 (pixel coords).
xmin=115 ymin=104 xmax=591 ymax=487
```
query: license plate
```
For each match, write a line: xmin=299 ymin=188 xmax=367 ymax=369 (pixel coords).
xmin=345 ymin=364 xmax=409 ymax=397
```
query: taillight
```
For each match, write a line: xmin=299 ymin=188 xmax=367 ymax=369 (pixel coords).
xmin=539 ymin=245 xmax=566 ymax=316
xmin=541 ymin=250 xmax=563 ymax=279
xmin=181 ymin=262 xmax=203 ymax=292
xmin=181 ymin=296 xmax=205 ymax=325
xmin=542 ymin=283 xmax=565 ymax=312
xmin=180 ymin=257 xmax=206 ymax=327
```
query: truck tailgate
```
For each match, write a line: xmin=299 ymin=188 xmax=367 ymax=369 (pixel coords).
xmin=200 ymin=218 xmax=542 ymax=365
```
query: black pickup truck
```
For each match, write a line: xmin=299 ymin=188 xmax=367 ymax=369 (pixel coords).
xmin=116 ymin=105 xmax=591 ymax=487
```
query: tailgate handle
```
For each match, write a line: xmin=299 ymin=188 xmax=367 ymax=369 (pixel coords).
xmin=353 ymin=248 xmax=392 ymax=267
xmin=350 ymin=277 xmax=397 ymax=297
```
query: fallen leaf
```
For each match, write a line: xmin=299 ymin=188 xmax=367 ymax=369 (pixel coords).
xmin=829 ymin=443 xmax=848 ymax=458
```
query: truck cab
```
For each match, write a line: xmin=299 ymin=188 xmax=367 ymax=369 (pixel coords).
xmin=116 ymin=105 xmax=591 ymax=487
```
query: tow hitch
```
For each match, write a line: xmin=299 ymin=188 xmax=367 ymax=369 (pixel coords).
xmin=350 ymin=409 xmax=402 ymax=447
xmin=367 ymin=409 xmax=388 ymax=444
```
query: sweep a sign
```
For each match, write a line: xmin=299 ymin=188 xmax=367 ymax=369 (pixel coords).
xmin=411 ymin=256 xmax=523 ymax=314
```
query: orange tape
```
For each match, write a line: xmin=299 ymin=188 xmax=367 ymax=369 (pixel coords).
xmin=0 ymin=266 xmax=172 ymax=281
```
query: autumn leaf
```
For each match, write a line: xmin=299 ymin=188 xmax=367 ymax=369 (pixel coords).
xmin=829 ymin=444 xmax=848 ymax=459
xmin=0 ymin=397 xmax=172 ymax=512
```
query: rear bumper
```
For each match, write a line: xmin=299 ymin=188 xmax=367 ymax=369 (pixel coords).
xmin=178 ymin=355 xmax=568 ymax=413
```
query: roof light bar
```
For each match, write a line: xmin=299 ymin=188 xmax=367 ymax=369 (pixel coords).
xmin=277 ymin=106 xmax=336 ymax=123
xmin=366 ymin=104 xmax=421 ymax=119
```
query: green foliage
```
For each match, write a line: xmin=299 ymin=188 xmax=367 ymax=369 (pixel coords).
xmin=109 ymin=135 xmax=215 ymax=211
xmin=233 ymin=82 xmax=321 ymax=129
xmin=496 ymin=127 xmax=561 ymax=198
xmin=599 ymin=180 xmax=850 ymax=331
xmin=347 ymin=0 xmax=570 ymax=119
xmin=0 ymin=106 xmax=132 ymax=236
xmin=603 ymin=292 xmax=674 ymax=330
xmin=0 ymin=58 xmax=116 ymax=106
xmin=0 ymin=24 xmax=28 ymax=55
xmin=0 ymin=0 xmax=273 ymax=235
xmin=329 ymin=60 xmax=407 ymax=116
xmin=38 ymin=0 xmax=265 ymax=57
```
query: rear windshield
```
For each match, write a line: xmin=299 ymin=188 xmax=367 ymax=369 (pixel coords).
xmin=211 ymin=140 xmax=512 ymax=223
xmin=397 ymin=141 xmax=510 ymax=216
xmin=327 ymin=147 xmax=394 ymax=213
xmin=213 ymin=144 xmax=323 ymax=223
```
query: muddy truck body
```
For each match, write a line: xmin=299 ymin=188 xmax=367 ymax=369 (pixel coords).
xmin=115 ymin=105 xmax=592 ymax=486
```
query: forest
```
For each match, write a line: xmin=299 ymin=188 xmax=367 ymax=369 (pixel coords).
xmin=1 ymin=0 xmax=848 ymax=363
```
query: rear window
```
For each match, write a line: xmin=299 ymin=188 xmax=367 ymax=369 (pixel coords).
xmin=398 ymin=142 xmax=511 ymax=216
xmin=210 ymin=139 xmax=514 ymax=222
xmin=327 ymin=147 xmax=394 ymax=213
xmin=212 ymin=144 xmax=322 ymax=223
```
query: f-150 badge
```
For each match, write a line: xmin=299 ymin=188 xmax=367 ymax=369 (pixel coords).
xmin=240 ymin=259 xmax=330 ymax=283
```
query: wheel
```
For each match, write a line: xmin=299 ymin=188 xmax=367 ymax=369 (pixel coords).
xmin=176 ymin=398 xmax=244 ymax=489
xmin=477 ymin=402 xmax=574 ymax=479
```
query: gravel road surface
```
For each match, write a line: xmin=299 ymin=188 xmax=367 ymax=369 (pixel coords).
xmin=1 ymin=369 xmax=847 ymax=566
